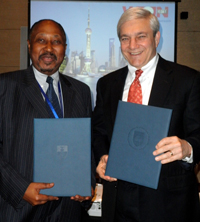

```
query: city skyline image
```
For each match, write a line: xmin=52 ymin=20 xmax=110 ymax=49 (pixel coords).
xmin=31 ymin=1 xmax=176 ymax=104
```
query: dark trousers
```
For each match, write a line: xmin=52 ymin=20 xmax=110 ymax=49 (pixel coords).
xmin=115 ymin=180 xmax=140 ymax=222
xmin=114 ymin=179 xmax=200 ymax=222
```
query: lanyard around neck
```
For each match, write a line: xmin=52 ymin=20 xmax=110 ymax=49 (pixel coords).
xmin=37 ymin=81 xmax=63 ymax=119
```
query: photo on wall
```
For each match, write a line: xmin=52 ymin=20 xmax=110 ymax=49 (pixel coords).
xmin=30 ymin=1 xmax=176 ymax=105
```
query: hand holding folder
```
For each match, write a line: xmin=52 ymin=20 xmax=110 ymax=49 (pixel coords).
xmin=96 ymin=155 xmax=117 ymax=182
xmin=33 ymin=118 xmax=91 ymax=197
xmin=23 ymin=182 xmax=59 ymax=206
xmin=105 ymin=101 xmax=172 ymax=189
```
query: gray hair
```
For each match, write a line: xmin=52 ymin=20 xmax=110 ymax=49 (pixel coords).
xmin=117 ymin=7 xmax=160 ymax=39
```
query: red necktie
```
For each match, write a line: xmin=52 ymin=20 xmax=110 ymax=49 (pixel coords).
xmin=127 ymin=69 xmax=143 ymax=104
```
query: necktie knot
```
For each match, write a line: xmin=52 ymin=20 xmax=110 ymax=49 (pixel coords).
xmin=46 ymin=76 xmax=53 ymax=84
xmin=135 ymin=69 xmax=143 ymax=80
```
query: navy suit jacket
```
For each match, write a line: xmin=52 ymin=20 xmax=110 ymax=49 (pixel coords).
xmin=93 ymin=56 xmax=200 ymax=221
xmin=0 ymin=66 xmax=95 ymax=222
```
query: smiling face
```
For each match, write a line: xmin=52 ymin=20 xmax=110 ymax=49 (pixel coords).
xmin=120 ymin=18 xmax=160 ymax=69
xmin=28 ymin=20 xmax=67 ymax=75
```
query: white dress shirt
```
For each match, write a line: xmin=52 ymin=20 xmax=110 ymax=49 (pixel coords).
xmin=32 ymin=66 xmax=64 ymax=112
xmin=122 ymin=54 xmax=158 ymax=104
xmin=122 ymin=54 xmax=193 ymax=163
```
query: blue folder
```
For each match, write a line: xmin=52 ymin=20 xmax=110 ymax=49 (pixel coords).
xmin=33 ymin=118 xmax=91 ymax=196
xmin=105 ymin=101 xmax=172 ymax=189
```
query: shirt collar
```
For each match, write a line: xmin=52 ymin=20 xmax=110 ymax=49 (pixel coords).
xmin=128 ymin=53 xmax=159 ymax=78
xmin=32 ymin=66 xmax=60 ymax=86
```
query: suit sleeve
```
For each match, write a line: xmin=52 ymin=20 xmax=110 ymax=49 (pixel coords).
xmin=0 ymin=154 xmax=30 ymax=209
xmin=183 ymin=71 xmax=200 ymax=166
xmin=86 ymin=88 xmax=96 ymax=190
xmin=92 ymin=78 xmax=111 ymax=165
xmin=0 ymin=74 xmax=30 ymax=209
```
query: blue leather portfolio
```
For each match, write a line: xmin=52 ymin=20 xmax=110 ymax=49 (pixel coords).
xmin=105 ymin=101 xmax=172 ymax=189
xmin=33 ymin=118 xmax=91 ymax=196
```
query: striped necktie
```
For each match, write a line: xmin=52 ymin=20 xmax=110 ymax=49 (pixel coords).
xmin=45 ymin=76 xmax=63 ymax=118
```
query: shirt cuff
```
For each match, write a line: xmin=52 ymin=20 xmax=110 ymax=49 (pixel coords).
xmin=182 ymin=142 xmax=193 ymax=163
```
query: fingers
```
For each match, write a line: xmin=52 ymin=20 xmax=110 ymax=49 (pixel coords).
xmin=154 ymin=149 xmax=179 ymax=164
xmin=103 ymin=175 xmax=117 ymax=182
xmin=153 ymin=136 xmax=192 ymax=164
xmin=32 ymin=193 xmax=59 ymax=206
xmin=96 ymin=155 xmax=117 ymax=182
xmin=23 ymin=182 xmax=59 ymax=206
xmin=70 ymin=194 xmax=92 ymax=202
xmin=71 ymin=187 xmax=95 ymax=203
xmin=96 ymin=155 xmax=107 ymax=178
xmin=35 ymin=182 xmax=54 ymax=190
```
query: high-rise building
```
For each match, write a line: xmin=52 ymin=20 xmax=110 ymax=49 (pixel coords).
xmin=90 ymin=50 xmax=96 ymax=73
xmin=118 ymin=46 xmax=127 ymax=67
xmin=71 ymin=51 xmax=81 ymax=74
xmin=81 ymin=7 xmax=92 ymax=74
xmin=109 ymin=38 xmax=116 ymax=68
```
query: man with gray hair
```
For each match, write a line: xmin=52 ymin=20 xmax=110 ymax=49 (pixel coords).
xmin=93 ymin=7 xmax=200 ymax=222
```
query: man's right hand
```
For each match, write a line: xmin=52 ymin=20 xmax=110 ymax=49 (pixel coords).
xmin=23 ymin=182 xmax=59 ymax=206
xmin=96 ymin=155 xmax=117 ymax=182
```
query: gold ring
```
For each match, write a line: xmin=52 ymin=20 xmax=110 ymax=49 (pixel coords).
xmin=169 ymin=151 xmax=173 ymax=156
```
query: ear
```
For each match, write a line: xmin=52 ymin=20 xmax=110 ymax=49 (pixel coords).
xmin=27 ymin=40 xmax=31 ymax=53
xmin=155 ymin=31 xmax=160 ymax=48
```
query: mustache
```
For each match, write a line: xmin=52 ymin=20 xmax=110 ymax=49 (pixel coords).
xmin=39 ymin=52 xmax=57 ymax=60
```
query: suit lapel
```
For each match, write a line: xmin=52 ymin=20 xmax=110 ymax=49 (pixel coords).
xmin=20 ymin=66 xmax=49 ymax=118
xmin=148 ymin=56 xmax=173 ymax=107
xmin=110 ymin=66 xmax=128 ymax=123
xmin=59 ymin=74 xmax=75 ymax=118
xmin=109 ymin=57 xmax=173 ymax=116
xmin=20 ymin=68 xmax=75 ymax=118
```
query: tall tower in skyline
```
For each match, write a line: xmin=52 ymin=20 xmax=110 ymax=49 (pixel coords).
xmin=109 ymin=38 xmax=116 ymax=68
xmin=81 ymin=6 xmax=92 ymax=74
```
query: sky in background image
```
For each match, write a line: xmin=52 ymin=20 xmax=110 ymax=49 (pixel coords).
xmin=31 ymin=1 xmax=176 ymax=68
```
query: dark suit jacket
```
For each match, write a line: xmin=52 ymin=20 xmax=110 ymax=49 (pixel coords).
xmin=93 ymin=56 xmax=200 ymax=222
xmin=0 ymin=66 xmax=95 ymax=222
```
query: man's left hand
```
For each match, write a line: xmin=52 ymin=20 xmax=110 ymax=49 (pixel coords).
xmin=153 ymin=136 xmax=192 ymax=164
